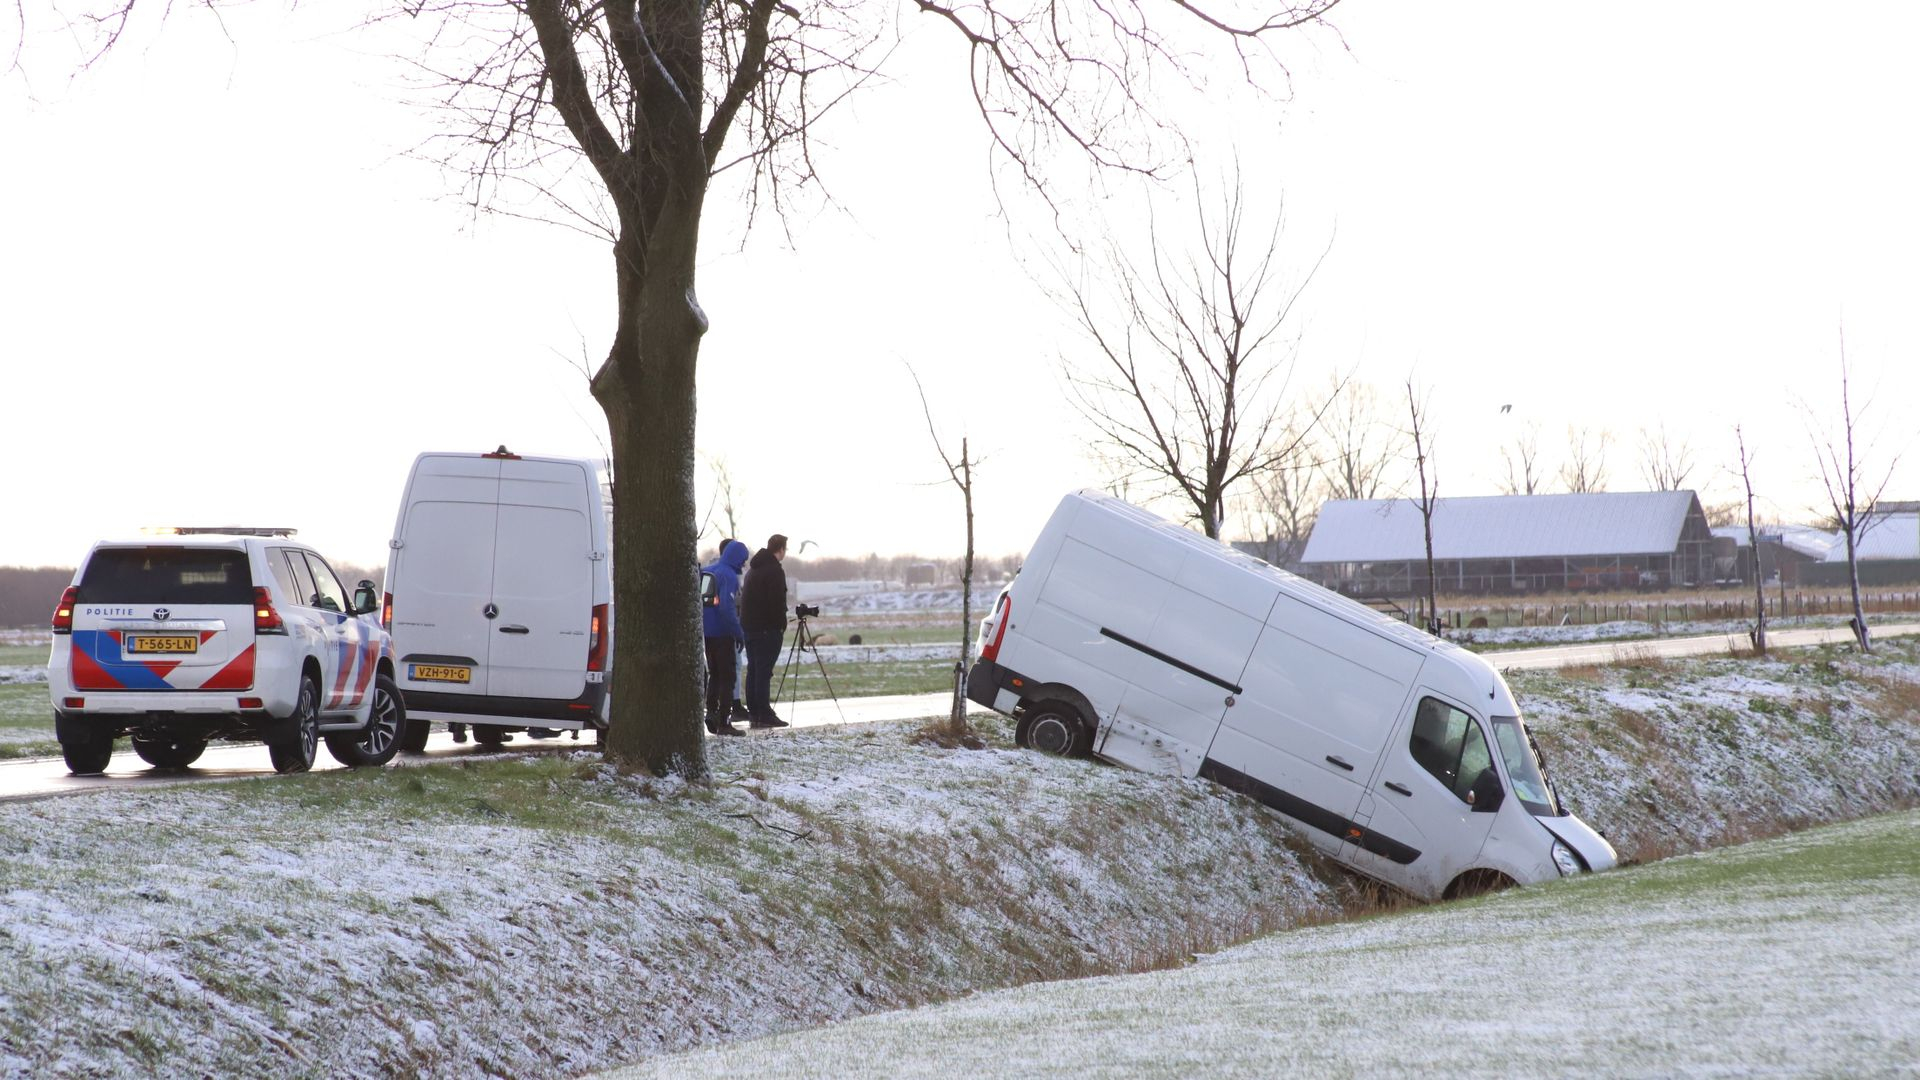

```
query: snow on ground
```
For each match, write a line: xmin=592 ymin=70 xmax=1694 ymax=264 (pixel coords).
xmin=606 ymin=809 xmax=1920 ymax=1078
xmin=0 ymin=719 xmax=1347 ymax=1079
xmin=813 ymin=589 xmax=971 ymax=614
xmin=0 ymin=666 xmax=48 ymax=686
xmin=6 ymin=638 xmax=1920 ymax=1076
xmin=809 ymin=643 xmax=958 ymax=664
xmin=1515 ymin=638 xmax=1920 ymax=862
xmin=1458 ymin=612 xmax=1904 ymax=648
xmin=0 ymin=631 xmax=50 ymax=647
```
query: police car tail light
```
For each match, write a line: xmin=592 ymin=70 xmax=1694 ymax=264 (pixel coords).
xmin=587 ymin=604 xmax=609 ymax=671
xmin=51 ymin=587 xmax=79 ymax=634
xmin=381 ymin=592 xmax=393 ymax=632
xmin=980 ymin=593 xmax=1012 ymax=662
xmin=254 ymin=587 xmax=287 ymax=635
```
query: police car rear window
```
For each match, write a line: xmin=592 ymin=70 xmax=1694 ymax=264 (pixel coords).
xmin=79 ymin=548 xmax=253 ymax=604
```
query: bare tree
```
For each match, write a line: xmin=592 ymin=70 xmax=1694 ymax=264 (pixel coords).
xmin=907 ymin=364 xmax=982 ymax=738
xmin=1060 ymin=174 xmax=1331 ymax=539
xmin=1497 ymin=421 xmax=1543 ymax=496
xmin=1559 ymin=425 xmax=1613 ymax=493
xmin=1638 ymin=422 xmax=1696 ymax=491
xmin=1241 ymin=451 xmax=1323 ymax=567
xmin=48 ymin=0 xmax=1338 ymax=776
xmin=1321 ymin=375 xmax=1402 ymax=502
xmin=1808 ymin=338 xmax=1900 ymax=653
xmin=1404 ymin=377 xmax=1440 ymax=636
xmin=702 ymin=454 xmax=745 ymax=543
xmin=1735 ymin=424 xmax=1767 ymax=655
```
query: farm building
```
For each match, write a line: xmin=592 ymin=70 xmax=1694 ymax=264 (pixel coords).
xmin=1713 ymin=513 xmax=1920 ymax=587
xmin=1802 ymin=512 xmax=1920 ymax=586
xmin=1298 ymin=490 xmax=1718 ymax=596
xmin=1710 ymin=523 xmax=1838 ymax=585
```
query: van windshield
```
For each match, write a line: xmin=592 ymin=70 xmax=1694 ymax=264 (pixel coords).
xmin=1490 ymin=715 xmax=1559 ymax=816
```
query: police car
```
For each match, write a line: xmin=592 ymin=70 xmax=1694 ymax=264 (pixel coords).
xmin=48 ymin=528 xmax=406 ymax=776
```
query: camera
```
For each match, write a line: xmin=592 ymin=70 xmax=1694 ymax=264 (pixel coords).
xmin=794 ymin=603 xmax=820 ymax=618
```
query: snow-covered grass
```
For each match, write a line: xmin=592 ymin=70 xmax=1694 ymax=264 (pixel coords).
xmin=1514 ymin=637 xmax=1920 ymax=863
xmin=1458 ymin=611 xmax=1910 ymax=650
xmin=7 ymin=639 xmax=1920 ymax=1077
xmin=607 ymin=807 xmax=1920 ymax=1078
xmin=0 ymin=715 xmax=1352 ymax=1079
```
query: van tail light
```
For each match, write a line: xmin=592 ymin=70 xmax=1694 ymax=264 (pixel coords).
xmin=254 ymin=587 xmax=287 ymax=635
xmin=52 ymin=587 xmax=79 ymax=634
xmin=381 ymin=592 xmax=393 ymax=632
xmin=587 ymin=604 xmax=609 ymax=671
xmin=980 ymin=593 xmax=1012 ymax=662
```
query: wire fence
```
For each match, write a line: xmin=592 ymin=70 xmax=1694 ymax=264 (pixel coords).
xmin=1417 ymin=591 xmax=1920 ymax=630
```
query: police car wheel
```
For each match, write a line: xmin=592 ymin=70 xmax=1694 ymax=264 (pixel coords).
xmin=326 ymin=674 xmax=404 ymax=768
xmin=61 ymin=734 xmax=115 ymax=776
xmin=268 ymin=677 xmax=321 ymax=774
xmin=131 ymin=735 xmax=207 ymax=769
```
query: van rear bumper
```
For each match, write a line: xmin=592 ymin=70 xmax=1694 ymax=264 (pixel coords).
xmin=966 ymin=660 xmax=1025 ymax=713
xmin=405 ymin=685 xmax=608 ymax=728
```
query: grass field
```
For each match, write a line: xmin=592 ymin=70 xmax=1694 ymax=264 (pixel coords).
xmin=0 ymin=683 xmax=56 ymax=760
xmin=607 ymin=808 xmax=1920 ymax=1078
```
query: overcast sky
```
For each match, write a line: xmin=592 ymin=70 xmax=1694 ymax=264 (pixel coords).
xmin=4 ymin=2 xmax=1916 ymax=571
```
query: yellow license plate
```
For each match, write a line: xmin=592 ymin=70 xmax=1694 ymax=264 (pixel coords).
xmin=411 ymin=664 xmax=471 ymax=683
xmin=127 ymin=634 xmax=198 ymax=654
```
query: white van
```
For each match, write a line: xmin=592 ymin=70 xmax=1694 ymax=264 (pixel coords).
xmin=966 ymin=491 xmax=1616 ymax=901
xmin=383 ymin=449 xmax=613 ymax=748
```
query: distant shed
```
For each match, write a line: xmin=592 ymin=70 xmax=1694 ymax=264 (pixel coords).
xmin=1801 ymin=512 xmax=1920 ymax=586
xmin=1299 ymin=490 xmax=1715 ymax=596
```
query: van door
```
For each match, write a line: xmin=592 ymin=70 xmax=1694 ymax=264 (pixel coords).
xmin=486 ymin=459 xmax=596 ymax=701
xmin=487 ymin=502 xmax=593 ymax=699
xmin=1203 ymin=590 xmax=1425 ymax=856
xmin=1352 ymin=692 xmax=1501 ymax=897
xmin=394 ymin=493 xmax=500 ymax=698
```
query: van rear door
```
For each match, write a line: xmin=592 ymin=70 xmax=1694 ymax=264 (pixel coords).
xmin=393 ymin=456 xmax=501 ymax=698
xmin=1204 ymin=590 xmax=1425 ymax=858
xmin=487 ymin=460 xmax=596 ymax=700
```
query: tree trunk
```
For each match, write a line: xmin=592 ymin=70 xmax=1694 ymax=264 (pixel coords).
xmin=596 ymin=205 xmax=710 ymax=776
xmin=1846 ymin=530 xmax=1872 ymax=653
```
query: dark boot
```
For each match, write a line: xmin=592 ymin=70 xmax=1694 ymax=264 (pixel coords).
xmin=749 ymin=712 xmax=790 ymax=730
xmin=730 ymin=700 xmax=751 ymax=720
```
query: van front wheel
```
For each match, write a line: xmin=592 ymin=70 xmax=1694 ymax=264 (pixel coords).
xmin=1018 ymin=701 xmax=1091 ymax=758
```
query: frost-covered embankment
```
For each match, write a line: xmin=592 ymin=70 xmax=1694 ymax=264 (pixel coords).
xmin=0 ymin=721 xmax=1348 ymax=1079
xmin=1515 ymin=639 xmax=1920 ymax=861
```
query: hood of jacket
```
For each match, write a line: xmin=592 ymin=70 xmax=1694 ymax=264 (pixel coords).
xmin=749 ymin=547 xmax=781 ymax=572
xmin=720 ymin=539 xmax=750 ymax=573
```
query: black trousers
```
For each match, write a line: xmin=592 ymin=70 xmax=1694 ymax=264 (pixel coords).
xmin=704 ymin=636 xmax=737 ymax=717
xmin=744 ymin=629 xmax=784 ymax=719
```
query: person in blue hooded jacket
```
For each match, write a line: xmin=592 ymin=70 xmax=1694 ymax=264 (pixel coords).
xmin=701 ymin=539 xmax=751 ymax=736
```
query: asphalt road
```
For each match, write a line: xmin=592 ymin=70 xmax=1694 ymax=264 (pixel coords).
xmin=5 ymin=624 xmax=1915 ymax=804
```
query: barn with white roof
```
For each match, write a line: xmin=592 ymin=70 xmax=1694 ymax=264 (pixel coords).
xmin=1298 ymin=490 xmax=1717 ymax=596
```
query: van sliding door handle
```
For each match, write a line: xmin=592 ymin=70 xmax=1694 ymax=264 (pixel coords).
xmin=498 ymin=625 xmax=530 ymax=634
xmin=1384 ymin=782 xmax=1412 ymax=797
xmin=1324 ymin=755 xmax=1354 ymax=771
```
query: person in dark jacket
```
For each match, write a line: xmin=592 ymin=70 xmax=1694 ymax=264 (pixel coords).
xmin=738 ymin=533 xmax=792 ymax=728
xmin=700 ymin=539 xmax=751 ymax=736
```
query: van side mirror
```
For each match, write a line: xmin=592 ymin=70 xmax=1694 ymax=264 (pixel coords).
xmin=352 ymin=581 xmax=379 ymax=617
xmin=1467 ymin=769 xmax=1504 ymax=813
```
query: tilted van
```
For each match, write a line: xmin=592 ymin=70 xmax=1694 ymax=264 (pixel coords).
xmin=967 ymin=491 xmax=1616 ymax=901
xmin=383 ymin=449 xmax=612 ymax=748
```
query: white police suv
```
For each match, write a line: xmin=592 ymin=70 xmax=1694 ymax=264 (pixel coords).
xmin=48 ymin=528 xmax=406 ymax=775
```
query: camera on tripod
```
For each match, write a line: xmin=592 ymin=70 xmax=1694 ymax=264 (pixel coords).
xmin=794 ymin=603 xmax=820 ymax=618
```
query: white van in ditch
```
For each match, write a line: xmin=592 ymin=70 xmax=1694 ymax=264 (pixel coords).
xmin=383 ymin=449 xmax=612 ymax=748
xmin=967 ymin=491 xmax=1616 ymax=901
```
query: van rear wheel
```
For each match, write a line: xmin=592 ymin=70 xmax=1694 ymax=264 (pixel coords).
xmin=1018 ymin=701 xmax=1091 ymax=758
xmin=472 ymin=726 xmax=508 ymax=749
xmin=398 ymin=716 xmax=431 ymax=754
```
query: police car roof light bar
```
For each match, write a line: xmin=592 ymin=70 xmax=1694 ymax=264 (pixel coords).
xmin=154 ymin=526 xmax=300 ymax=537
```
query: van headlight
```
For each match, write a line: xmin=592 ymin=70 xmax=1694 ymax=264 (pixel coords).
xmin=1551 ymin=840 xmax=1585 ymax=876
